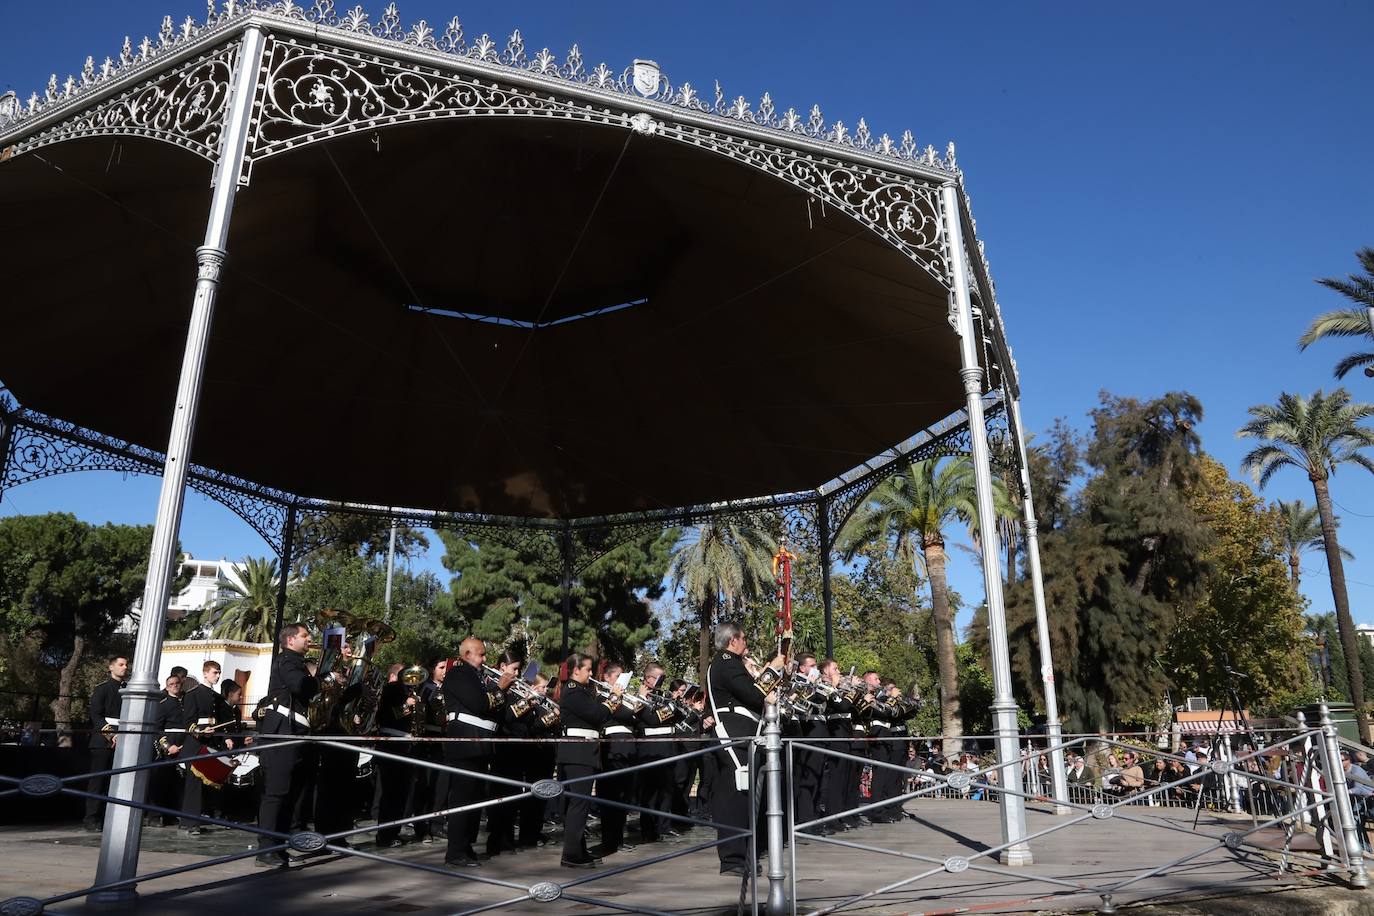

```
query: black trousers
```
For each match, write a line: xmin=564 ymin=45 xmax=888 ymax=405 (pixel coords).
xmin=559 ymin=761 xmax=596 ymax=861
xmin=315 ymin=745 xmax=357 ymax=837
xmin=824 ymin=749 xmax=856 ymax=825
xmin=180 ymin=760 xmax=204 ymax=828
xmin=443 ymin=750 xmax=489 ymax=862
xmin=256 ymin=742 xmax=305 ymax=859
xmin=793 ymin=729 xmax=825 ymax=828
xmin=597 ymin=747 xmax=633 ymax=851
xmin=410 ymin=743 xmax=447 ymax=839
xmin=636 ymin=754 xmax=674 ymax=840
xmin=710 ymin=745 xmax=764 ymax=870
xmin=485 ymin=746 xmax=521 ymax=853
xmin=376 ymin=741 xmax=416 ymax=846
xmin=517 ymin=746 xmax=555 ymax=846
xmin=84 ymin=746 xmax=114 ymax=823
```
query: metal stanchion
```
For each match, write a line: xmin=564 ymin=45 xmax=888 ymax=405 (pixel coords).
xmin=1320 ymin=702 xmax=1370 ymax=888
xmin=764 ymin=700 xmax=788 ymax=916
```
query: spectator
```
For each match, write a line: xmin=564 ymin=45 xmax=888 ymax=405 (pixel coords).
xmin=1066 ymin=753 xmax=1095 ymax=785
xmin=1340 ymin=750 xmax=1373 ymax=852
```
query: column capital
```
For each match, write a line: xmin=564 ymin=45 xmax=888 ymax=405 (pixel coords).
xmin=194 ymin=246 xmax=227 ymax=282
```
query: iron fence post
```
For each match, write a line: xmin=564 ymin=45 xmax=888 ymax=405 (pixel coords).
xmin=942 ymin=182 xmax=1031 ymax=865
xmin=1321 ymin=702 xmax=1370 ymax=887
xmin=764 ymin=700 xmax=788 ymax=915
xmin=89 ymin=24 xmax=267 ymax=906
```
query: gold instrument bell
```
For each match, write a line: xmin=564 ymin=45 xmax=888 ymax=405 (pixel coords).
xmin=400 ymin=665 xmax=427 ymax=686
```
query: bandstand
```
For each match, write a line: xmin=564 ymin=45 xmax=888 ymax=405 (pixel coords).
xmin=0 ymin=2 xmax=1073 ymax=910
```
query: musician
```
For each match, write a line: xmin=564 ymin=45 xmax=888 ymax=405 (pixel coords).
xmin=314 ymin=645 xmax=362 ymax=846
xmin=591 ymin=661 xmax=638 ymax=858
xmin=411 ymin=657 xmax=448 ymax=843
xmin=863 ymin=674 xmax=902 ymax=823
xmin=255 ymin=622 xmax=318 ymax=868
xmin=177 ymin=660 xmax=231 ymax=836
xmin=707 ymin=621 xmax=783 ymax=877
xmin=150 ymin=673 xmax=187 ymax=826
xmin=792 ymin=653 xmax=826 ymax=830
xmin=375 ymin=663 xmax=419 ymax=849
xmin=516 ymin=673 xmax=557 ymax=848
xmin=486 ymin=649 xmax=528 ymax=856
xmin=443 ymin=637 xmax=516 ymax=870
xmin=83 ymin=655 xmax=128 ymax=831
xmin=557 ymin=653 xmax=620 ymax=868
xmin=820 ymin=659 xmax=855 ymax=834
xmin=872 ymin=680 xmax=913 ymax=822
xmin=634 ymin=663 xmax=679 ymax=844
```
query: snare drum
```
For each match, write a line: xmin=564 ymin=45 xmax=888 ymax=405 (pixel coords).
xmin=189 ymin=749 xmax=235 ymax=789
xmin=229 ymin=756 xmax=260 ymax=788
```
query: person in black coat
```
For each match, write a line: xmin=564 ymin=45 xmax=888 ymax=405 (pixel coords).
xmin=443 ymin=637 xmax=516 ymax=869
xmin=411 ymin=658 xmax=448 ymax=843
xmin=592 ymin=661 xmax=638 ymax=857
xmin=633 ymin=663 xmax=680 ymax=843
xmin=375 ymin=663 xmax=419 ymax=848
xmin=706 ymin=621 xmax=783 ymax=877
xmin=557 ymin=652 xmax=622 ymax=867
xmin=255 ymin=622 xmax=318 ymax=868
xmin=178 ymin=660 xmax=230 ymax=835
xmin=83 ymin=655 xmax=128 ymax=831
xmin=820 ymin=659 xmax=855 ymax=835
xmin=151 ymin=673 xmax=188 ymax=826
xmin=792 ymin=654 xmax=827 ymax=832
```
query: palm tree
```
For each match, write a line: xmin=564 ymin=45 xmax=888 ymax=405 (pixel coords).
xmin=837 ymin=456 xmax=1014 ymax=753
xmin=1275 ymin=498 xmax=1352 ymax=587
xmin=1297 ymin=247 xmax=1374 ymax=379
xmin=211 ymin=556 xmax=282 ymax=643
xmin=1239 ymin=389 xmax=1374 ymax=739
xmin=668 ymin=523 xmax=777 ymax=686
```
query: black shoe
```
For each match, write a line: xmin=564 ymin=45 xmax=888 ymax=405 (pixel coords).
xmin=182 ymin=826 xmax=203 ymax=836
xmin=857 ymin=815 xmax=873 ymax=826
xmin=561 ymin=856 xmax=600 ymax=869
xmin=720 ymin=864 xmax=763 ymax=877
xmin=664 ymin=828 xmax=684 ymax=838
xmin=254 ymin=854 xmax=289 ymax=868
xmin=83 ymin=818 xmax=101 ymax=832
xmin=587 ymin=843 xmax=618 ymax=858
xmin=380 ymin=839 xmax=404 ymax=849
xmin=445 ymin=855 xmax=482 ymax=868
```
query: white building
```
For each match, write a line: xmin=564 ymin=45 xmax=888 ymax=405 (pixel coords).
xmin=159 ymin=638 xmax=275 ymax=708
xmin=1358 ymin=623 xmax=1374 ymax=650
xmin=118 ymin=555 xmax=249 ymax=634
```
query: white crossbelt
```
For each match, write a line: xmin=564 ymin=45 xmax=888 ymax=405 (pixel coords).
xmin=870 ymin=719 xmax=891 ymax=728
xmin=104 ymin=717 xmax=120 ymax=726
xmin=565 ymin=727 xmax=598 ymax=739
xmin=827 ymin=713 xmax=850 ymax=721
xmin=726 ymin=706 xmax=759 ymax=722
xmin=164 ymin=727 xmax=187 ymax=733
xmin=447 ymin=711 xmax=497 ymax=731
xmin=268 ymin=704 xmax=309 ymax=727
xmin=643 ymin=726 xmax=674 ymax=736
xmin=603 ymin=725 xmax=633 ymax=736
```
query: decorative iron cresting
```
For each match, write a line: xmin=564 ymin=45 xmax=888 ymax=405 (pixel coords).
xmin=0 ymin=1 xmax=960 ymax=177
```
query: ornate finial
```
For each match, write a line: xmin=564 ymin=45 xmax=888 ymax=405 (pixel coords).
xmin=341 ymin=4 xmax=369 ymax=32
xmin=45 ymin=74 xmax=57 ymax=101
xmin=439 ymin=16 xmax=463 ymax=52
xmin=504 ymin=29 xmax=526 ymax=65
xmin=62 ymin=75 xmax=76 ymax=97
xmin=225 ymin=0 xmax=237 ymax=16
xmin=758 ymin=91 xmax=775 ymax=123
xmin=923 ymin=143 xmax=936 ymax=164
xmin=830 ymin=120 xmax=848 ymax=144
xmin=531 ymin=47 xmax=556 ymax=74
xmin=139 ymin=36 xmax=153 ymax=60
xmin=28 ymin=92 xmax=39 ymax=113
xmin=730 ymin=95 xmax=749 ymax=119
xmin=713 ymin=80 xmax=724 ymax=112
xmin=181 ymin=16 xmax=196 ymax=41
xmin=945 ymin=141 xmax=957 ymax=169
xmin=406 ymin=19 xmax=434 ymax=48
xmin=120 ymin=37 xmax=132 ymax=64
xmin=855 ymin=118 xmax=871 ymax=147
xmin=899 ymin=130 xmax=916 ymax=158
xmin=781 ymin=107 xmax=800 ymax=131
xmin=807 ymin=104 xmax=823 ymax=134
xmin=589 ymin=61 xmax=613 ymax=87
xmin=207 ymin=0 xmax=216 ymax=22
xmin=159 ymin=15 xmax=174 ymax=48
xmin=471 ymin=33 xmax=497 ymax=61
xmin=81 ymin=56 xmax=95 ymax=85
xmin=310 ymin=0 xmax=336 ymax=23
xmin=100 ymin=57 xmax=114 ymax=79
xmin=564 ymin=44 xmax=584 ymax=78
xmin=375 ymin=2 xmax=401 ymax=39
xmin=675 ymin=81 xmax=697 ymax=107
xmin=878 ymin=133 xmax=894 ymax=155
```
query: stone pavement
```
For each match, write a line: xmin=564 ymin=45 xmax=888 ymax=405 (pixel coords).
xmin=1 ymin=799 xmax=1366 ymax=915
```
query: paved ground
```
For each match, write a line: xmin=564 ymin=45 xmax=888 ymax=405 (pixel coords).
xmin=0 ymin=799 xmax=1366 ymax=915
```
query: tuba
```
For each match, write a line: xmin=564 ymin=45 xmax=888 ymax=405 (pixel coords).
xmin=340 ymin=617 xmax=397 ymax=735
xmin=307 ymin=608 xmax=354 ymax=730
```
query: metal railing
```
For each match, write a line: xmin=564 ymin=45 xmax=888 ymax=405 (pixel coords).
xmin=2 ymin=704 xmax=1370 ymax=915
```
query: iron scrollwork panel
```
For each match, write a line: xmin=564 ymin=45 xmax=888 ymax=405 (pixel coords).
xmin=7 ymin=42 xmax=241 ymax=163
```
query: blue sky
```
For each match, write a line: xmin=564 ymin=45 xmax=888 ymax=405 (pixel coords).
xmin=2 ymin=1 xmax=1373 ymax=628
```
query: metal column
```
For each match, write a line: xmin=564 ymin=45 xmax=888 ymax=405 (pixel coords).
xmin=941 ymin=181 xmax=1032 ymax=866
xmin=1321 ymin=702 xmax=1371 ymax=887
xmin=269 ymin=504 xmax=297 ymax=665
xmin=1009 ymin=395 xmax=1069 ymax=814
xmin=90 ymin=25 xmax=267 ymax=904
xmin=559 ymin=527 xmax=573 ymax=660
xmin=763 ymin=700 xmax=788 ymax=915
xmin=818 ymin=498 xmax=835 ymax=660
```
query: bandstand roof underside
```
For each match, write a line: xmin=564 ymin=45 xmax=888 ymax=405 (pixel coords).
xmin=0 ymin=4 xmax=1015 ymax=526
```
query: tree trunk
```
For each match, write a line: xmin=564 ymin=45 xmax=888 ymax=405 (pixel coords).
xmin=697 ymin=591 xmax=718 ymax=688
xmin=924 ymin=538 xmax=963 ymax=755
xmin=1312 ymin=474 xmax=1371 ymax=741
xmin=1287 ymin=549 xmax=1301 ymax=587
xmin=51 ymin=631 xmax=86 ymax=749
xmin=1004 ymin=519 xmax=1018 ymax=586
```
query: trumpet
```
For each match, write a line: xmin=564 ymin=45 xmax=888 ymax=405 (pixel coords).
xmin=400 ymin=665 xmax=427 ymax=737
xmin=588 ymin=677 xmax=636 ymax=709
xmin=483 ymin=665 xmax=562 ymax=725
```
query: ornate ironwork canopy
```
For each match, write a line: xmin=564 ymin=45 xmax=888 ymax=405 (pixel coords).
xmin=0 ymin=0 xmax=1022 ymax=549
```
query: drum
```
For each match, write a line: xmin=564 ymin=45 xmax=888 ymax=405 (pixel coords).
xmin=189 ymin=749 xmax=234 ymax=789
xmin=229 ymin=756 xmax=260 ymax=788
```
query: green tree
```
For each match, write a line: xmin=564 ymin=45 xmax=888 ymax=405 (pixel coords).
xmin=1239 ymin=388 xmax=1374 ymax=739
xmin=1297 ymin=247 xmax=1374 ymax=379
xmin=208 ymin=556 xmax=280 ymax=643
xmin=441 ymin=530 xmax=676 ymax=670
xmin=668 ymin=523 xmax=776 ymax=686
xmin=1164 ymin=457 xmax=1309 ymax=704
xmin=838 ymin=456 xmax=1013 ymax=751
xmin=1275 ymin=499 xmax=1352 ymax=587
xmin=0 ymin=514 xmax=158 ymax=742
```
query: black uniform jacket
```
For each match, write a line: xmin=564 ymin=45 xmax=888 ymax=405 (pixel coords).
xmin=88 ymin=677 xmax=123 ymax=749
xmin=156 ymin=693 xmax=188 ymax=756
xmin=442 ymin=662 xmax=504 ymax=759
xmin=260 ymin=648 xmax=317 ymax=737
xmin=419 ymin=679 xmax=446 ymax=736
xmin=558 ymin=681 xmax=614 ymax=767
xmin=707 ymin=650 xmax=766 ymax=741
xmin=636 ymin=695 xmax=679 ymax=759
xmin=824 ymin=692 xmax=854 ymax=739
xmin=181 ymin=682 xmax=218 ymax=731
xmin=377 ymin=679 xmax=415 ymax=736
